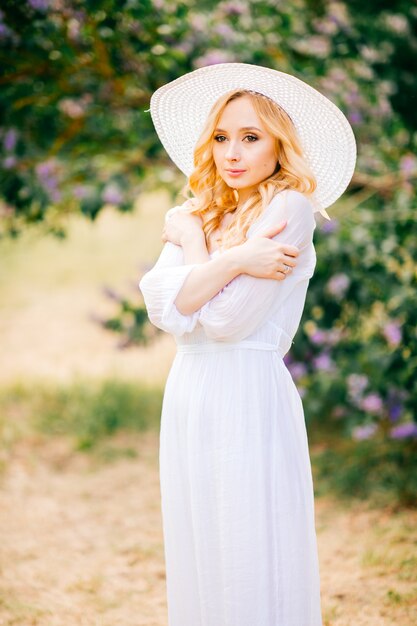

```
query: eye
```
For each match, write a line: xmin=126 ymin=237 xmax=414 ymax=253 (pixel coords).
xmin=213 ymin=134 xmax=258 ymax=142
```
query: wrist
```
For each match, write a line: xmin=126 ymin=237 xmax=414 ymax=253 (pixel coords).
xmin=222 ymin=246 xmax=245 ymax=276
xmin=180 ymin=229 xmax=205 ymax=247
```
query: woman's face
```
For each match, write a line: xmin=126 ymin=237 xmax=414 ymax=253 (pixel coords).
xmin=212 ymin=96 xmax=278 ymax=205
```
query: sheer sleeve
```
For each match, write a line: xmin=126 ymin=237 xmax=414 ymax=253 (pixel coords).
xmin=197 ymin=189 xmax=317 ymax=342
xmin=138 ymin=237 xmax=201 ymax=336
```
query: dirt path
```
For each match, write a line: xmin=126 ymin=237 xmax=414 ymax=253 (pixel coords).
xmin=0 ymin=431 xmax=415 ymax=626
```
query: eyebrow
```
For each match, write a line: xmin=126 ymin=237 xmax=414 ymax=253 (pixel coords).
xmin=214 ymin=126 xmax=263 ymax=133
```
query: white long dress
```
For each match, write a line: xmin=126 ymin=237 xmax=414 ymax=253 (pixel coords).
xmin=139 ymin=188 xmax=323 ymax=626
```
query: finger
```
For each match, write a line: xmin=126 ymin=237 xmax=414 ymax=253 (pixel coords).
xmin=277 ymin=269 xmax=290 ymax=279
xmin=281 ymin=245 xmax=300 ymax=257
xmin=273 ymin=272 xmax=286 ymax=281
xmin=258 ymin=221 xmax=287 ymax=238
xmin=280 ymin=256 xmax=297 ymax=268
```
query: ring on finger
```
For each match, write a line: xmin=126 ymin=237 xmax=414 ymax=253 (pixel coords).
xmin=282 ymin=264 xmax=291 ymax=274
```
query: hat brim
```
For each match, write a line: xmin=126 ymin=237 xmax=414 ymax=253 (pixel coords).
xmin=150 ymin=62 xmax=357 ymax=214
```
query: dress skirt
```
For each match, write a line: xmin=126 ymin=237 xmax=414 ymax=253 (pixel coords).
xmin=159 ymin=342 xmax=322 ymax=626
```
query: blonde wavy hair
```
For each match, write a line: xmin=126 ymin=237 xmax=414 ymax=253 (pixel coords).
xmin=179 ymin=88 xmax=317 ymax=251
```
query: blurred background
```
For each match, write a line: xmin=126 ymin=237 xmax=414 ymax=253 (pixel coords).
xmin=0 ymin=1 xmax=416 ymax=624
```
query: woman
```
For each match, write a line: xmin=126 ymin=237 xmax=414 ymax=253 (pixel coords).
xmin=139 ymin=63 xmax=356 ymax=626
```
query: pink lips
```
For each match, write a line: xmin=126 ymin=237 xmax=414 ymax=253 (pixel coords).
xmin=226 ymin=169 xmax=246 ymax=176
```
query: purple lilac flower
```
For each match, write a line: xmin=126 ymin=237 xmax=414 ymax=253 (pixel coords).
xmin=288 ymin=362 xmax=308 ymax=380
xmin=400 ymin=154 xmax=416 ymax=176
xmin=382 ymin=321 xmax=402 ymax=347
xmin=28 ymin=0 xmax=50 ymax=10
xmin=3 ymin=128 xmax=17 ymax=151
xmin=351 ymin=423 xmax=378 ymax=441
xmin=328 ymin=2 xmax=351 ymax=30
xmin=102 ymin=183 xmax=123 ymax=205
xmin=36 ymin=160 xmax=56 ymax=178
xmin=348 ymin=111 xmax=363 ymax=124
xmin=360 ymin=393 xmax=384 ymax=415
xmin=72 ymin=185 xmax=91 ymax=200
xmin=35 ymin=159 xmax=61 ymax=202
xmin=310 ymin=330 xmax=328 ymax=346
xmin=310 ymin=327 xmax=342 ymax=347
xmin=388 ymin=402 xmax=403 ymax=422
xmin=347 ymin=373 xmax=369 ymax=392
xmin=327 ymin=329 xmax=342 ymax=346
xmin=312 ymin=17 xmax=338 ymax=35
xmin=347 ymin=373 xmax=369 ymax=399
xmin=307 ymin=36 xmax=331 ymax=58
xmin=327 ymin=273 xmax=350 ymax=298
xmin=175 ymin=41 xmax=193 ymax=55
xmin=321 ymin=219 xmax=339 ymax=234
xmin=312 ymin=352 xmax=335 ymax=372
xmin=389 ymin=422 xmax=417 ymax=439
xmin=0 ymin=22 xmax=12 ymax=40
xmin=214 ymin=24 xmax=236 ymax=39
xmin=345 ymin=90 xmax=361 ymax=105
xmin=189 ymin=14 xmax=207 ymax=32
xmin=194 ymin=50 xmax=235 ymax=68
xmin=221 ymin=1 xmax=247 ymax=16
xmin=3 ymin=156 xmax=17 ymax=169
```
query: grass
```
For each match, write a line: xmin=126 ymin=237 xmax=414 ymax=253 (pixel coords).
xmin=0 ymin=377 xmax=163 ymax=465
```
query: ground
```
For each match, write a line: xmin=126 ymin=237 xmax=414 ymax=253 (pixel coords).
xmin=0 ymin=431 xmax=415 ymax=626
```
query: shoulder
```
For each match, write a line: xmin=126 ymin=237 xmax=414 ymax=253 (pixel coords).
xmin=268 ymin=189 xmax=315 ymax=225
xmin=269 ymin=189 xmax=314 ymax=213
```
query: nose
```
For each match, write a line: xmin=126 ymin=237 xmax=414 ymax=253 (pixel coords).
xmin=225 ymin=139 xmax=241 ymax=162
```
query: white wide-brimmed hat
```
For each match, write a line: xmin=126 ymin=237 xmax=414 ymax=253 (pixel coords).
xmin=149 ymin=62 xmax=357 ymax=220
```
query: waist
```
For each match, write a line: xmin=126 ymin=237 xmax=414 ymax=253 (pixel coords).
xmin=176 ymin=339 xmax=288 ymax=357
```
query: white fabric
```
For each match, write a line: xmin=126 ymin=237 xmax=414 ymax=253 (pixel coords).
xmin=139 ymin=189 xmax=323 ymax=626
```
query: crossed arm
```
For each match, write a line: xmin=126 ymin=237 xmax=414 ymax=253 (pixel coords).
xmin=138 ymin=190 xmax=317 ymax=342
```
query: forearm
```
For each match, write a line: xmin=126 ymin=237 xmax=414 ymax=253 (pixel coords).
xmin=174 ymin=234 xmax=243 ymax=315
xmin=181 ymin=231 xmax=211 ymax=264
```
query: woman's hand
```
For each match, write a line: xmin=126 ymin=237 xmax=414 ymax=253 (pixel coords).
xmin=162 ymin=202 xmax=203 ymax=246
xmin=231 ymin=221 xmax=300 ymax=280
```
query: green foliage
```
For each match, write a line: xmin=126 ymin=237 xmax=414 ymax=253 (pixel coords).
xmin=2 ymin=0 xmax=416 ymax=236
xmin=311 ymin=435 xmax=417 ymax=509
xmin=286 ymin=184 xmax=417 ymax=448
xmin=93 ymin=284 xmax=163 ymax=348
xmin=0 ymin=378 xmax=163 ymax=452
xmin=0 ymin=0 xmax=186 ymax=235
